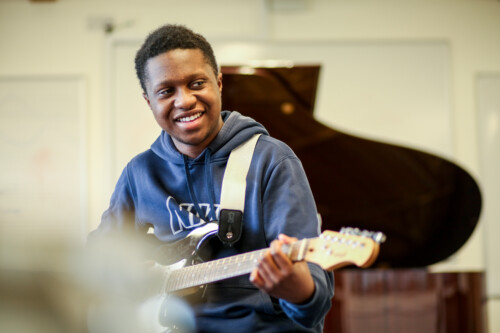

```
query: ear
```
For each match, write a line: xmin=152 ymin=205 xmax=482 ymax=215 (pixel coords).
xmin=217 ymin=73 xmax=223 ymax=94
xmin=142 ymin=92 xmax=152 ymax=109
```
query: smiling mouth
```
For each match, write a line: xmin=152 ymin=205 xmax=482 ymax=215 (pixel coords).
xmin=176 ymin=112 xmax=203 ymax=123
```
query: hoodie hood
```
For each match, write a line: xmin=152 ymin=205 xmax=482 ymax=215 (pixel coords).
xmin=149 ymin=110 xmax=269 ymax=223
xmin=151 ymin=111 xmax=269 ymax=163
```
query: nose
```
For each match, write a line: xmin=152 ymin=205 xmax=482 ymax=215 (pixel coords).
xmin=174 ymin=88 xmax=196 ymax=110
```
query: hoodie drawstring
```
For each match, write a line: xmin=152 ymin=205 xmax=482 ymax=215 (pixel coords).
xmin=182 ymin=151 xmax=217 ymax=222
xmin=205 ymin=150 xmax=218 ymax=221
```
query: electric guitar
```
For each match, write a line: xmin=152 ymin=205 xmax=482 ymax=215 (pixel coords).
xmin=138 ymin=224 xmax=385 ymax=332
xmin=158 ymin=224 xmax=385 ymax=294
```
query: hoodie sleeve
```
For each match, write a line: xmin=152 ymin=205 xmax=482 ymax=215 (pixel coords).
xmin=88 ymin=166 xmax=138 ymax=239
xmin=261 ymin=144 xmax=335 ymax=329
xmin=279 ymin=263 xmax=335 ymax=328
xmin=87 ymin=165 xmax=157 ymax=254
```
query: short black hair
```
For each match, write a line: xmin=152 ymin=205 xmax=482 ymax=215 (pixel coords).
xmin=134 ymin=24 xmax=219 ymax=93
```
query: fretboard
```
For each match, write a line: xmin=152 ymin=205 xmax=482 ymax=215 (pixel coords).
xmin=164 ymin=240 xmax=305 ymax=293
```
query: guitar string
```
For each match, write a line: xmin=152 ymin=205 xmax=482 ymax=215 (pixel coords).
xmin=165 ymin=241 xmax=305 ymax=292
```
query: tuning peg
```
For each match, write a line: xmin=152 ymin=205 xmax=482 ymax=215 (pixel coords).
xmin=339 ymin=227 xmax=387 ymax=244
xmin=372 ymin=232 xmax=387 ymax=244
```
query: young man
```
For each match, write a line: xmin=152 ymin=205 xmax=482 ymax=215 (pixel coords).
xmin=90 ymin=24 xmax=334 ymax=332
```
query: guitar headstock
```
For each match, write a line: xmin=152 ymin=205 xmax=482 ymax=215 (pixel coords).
xmin=304 ymin=228 xmax=385 ymax=271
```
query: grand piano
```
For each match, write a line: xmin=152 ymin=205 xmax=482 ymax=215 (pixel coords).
xmin=221 ymin=65 xmax=485 ymax=333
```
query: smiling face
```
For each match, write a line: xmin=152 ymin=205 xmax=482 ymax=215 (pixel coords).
xmin=142 ymin=48 xmax=223 ymax=158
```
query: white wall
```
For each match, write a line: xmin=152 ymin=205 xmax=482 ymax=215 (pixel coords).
xmin=1 ymin=0 xmax=499 ymax=331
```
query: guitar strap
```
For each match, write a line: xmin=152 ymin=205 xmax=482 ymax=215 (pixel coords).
xmin=218 ymin=133 xmax=262 ymax=246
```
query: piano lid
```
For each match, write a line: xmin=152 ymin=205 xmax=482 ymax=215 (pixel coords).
xmin=221 ymin=65 xmax=482 ymax=268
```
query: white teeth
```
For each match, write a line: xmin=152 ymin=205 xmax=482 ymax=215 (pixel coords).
xmin=177 ymin=112 xmax=202 ymax=123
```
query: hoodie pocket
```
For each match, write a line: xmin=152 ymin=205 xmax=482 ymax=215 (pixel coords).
xmin=201 ymin=279 xmax=278 ymax=317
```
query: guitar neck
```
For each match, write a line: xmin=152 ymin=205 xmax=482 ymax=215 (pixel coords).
xmin=164 ymin=248 xmax=267 ymax=292
xmin=164 ymin=240 xmax=307 ymax=293
xmin=163 ymin=229 xmax=383 ymax=293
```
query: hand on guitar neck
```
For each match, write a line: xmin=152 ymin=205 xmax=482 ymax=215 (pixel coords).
xmin=250 ymin=234 xmax=316 ymax=304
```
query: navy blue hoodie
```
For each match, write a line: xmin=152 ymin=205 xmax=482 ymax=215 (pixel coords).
xmin=91 ymin=111 xmax=334 ymax=332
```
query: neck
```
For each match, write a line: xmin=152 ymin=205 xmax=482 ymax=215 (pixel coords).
xmin=173 ymin=117 xmax=224 ymax=159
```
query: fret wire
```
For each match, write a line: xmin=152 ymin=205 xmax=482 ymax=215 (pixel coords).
xmin=188 ymin=265 xmax=196 ymax=288
xmin=168 ymin=270 xmax=177 ymax=291
xmin=204 ymin=261 xmax=210 ymax=284
xmin=196 ymin=263 xmax=203 ymax=285
xmin=181 ymin=266 xmax=192 ymax=289
xmin=192 ymin=264 xmax=199 ymax=288
xmin=175 ymin=267 xmax=183 ymax=290
xmin=168 ymin=269 xmax=178 ymax=291
xmin=174 ymin=268 xmax=184 ymax=290
xmin=177 ymin=269 xmax=184 ymax=289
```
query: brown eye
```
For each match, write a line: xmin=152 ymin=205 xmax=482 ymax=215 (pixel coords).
xmin=191 ymin=80 xmax=205 ymax=89
xmin=158 ymin=88 xmax=174 ymax=96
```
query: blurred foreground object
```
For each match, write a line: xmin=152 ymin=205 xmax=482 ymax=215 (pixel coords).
xmin=0 ymin=238 xmax=88 ymax=333
xmin=0 ymin=234 xmax=195 ymax=333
